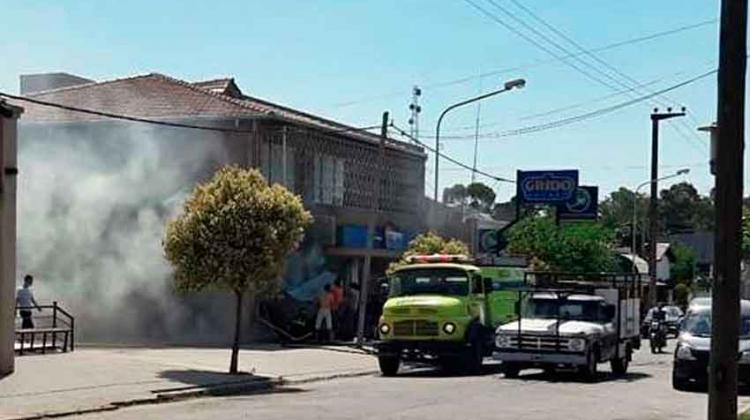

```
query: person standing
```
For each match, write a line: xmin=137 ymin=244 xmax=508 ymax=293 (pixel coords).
xmin=315 ymin=284 xmax=334 ymax=342
xmin=16 ymin=274 xmax=41 ymax=329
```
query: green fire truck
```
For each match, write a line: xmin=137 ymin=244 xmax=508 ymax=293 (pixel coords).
xmin=375 ymin=254 xmax=524 ymax=376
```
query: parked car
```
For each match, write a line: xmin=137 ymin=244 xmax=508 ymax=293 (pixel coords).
xmin=672 ymin=299 xmax=750 ymax=391
xmin=641 ymin=305 xmax=683 ymax=338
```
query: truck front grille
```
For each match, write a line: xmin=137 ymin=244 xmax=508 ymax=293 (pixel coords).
xmin=393 ymin=320 xmax=439 ymax=337
xmin=509 ymin=334 xmax=571 ymax=351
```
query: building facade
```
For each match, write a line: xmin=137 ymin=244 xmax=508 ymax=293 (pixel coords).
xmin=13 ymin=72 xmax=436 ymax=342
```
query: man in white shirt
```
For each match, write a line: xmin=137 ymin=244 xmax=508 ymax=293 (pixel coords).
xmin=16 ymin=274 xmax=41 ymax=329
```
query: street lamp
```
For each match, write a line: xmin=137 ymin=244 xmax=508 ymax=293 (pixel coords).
xmin=433 ymin=78 xmax=526 ymax=201
xmin=630 ymin=168 xmax=690 ymax=273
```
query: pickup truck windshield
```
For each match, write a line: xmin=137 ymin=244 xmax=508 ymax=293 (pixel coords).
xmin=389 ymin=268 xmax=469 ymax=297
xmin=525 ymin=299 xmax=607 ymax=322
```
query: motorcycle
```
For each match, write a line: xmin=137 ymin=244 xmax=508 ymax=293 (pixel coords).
xmin=649 ymin=320 xmax=667 ymax=354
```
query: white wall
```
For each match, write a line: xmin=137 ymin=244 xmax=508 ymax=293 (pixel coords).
xmin=0 ymin=108 xmax=19 ymax=376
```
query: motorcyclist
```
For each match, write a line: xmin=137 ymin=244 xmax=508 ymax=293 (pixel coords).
xmin=649 ymin=303 xmax=668 ymax=353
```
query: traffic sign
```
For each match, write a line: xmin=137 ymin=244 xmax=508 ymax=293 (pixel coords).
xmin=558 ymin=186 xmax=598 ymax=220
xmin=517 ymin=170 xmax=579 ymax=204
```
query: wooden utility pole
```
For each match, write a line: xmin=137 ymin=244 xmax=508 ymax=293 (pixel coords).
xmin=709 ymin=0 xmax=746 ymax=418
xmin=648 ymin=109 xmax=685 ymax=306
xmin=357 ymin=111 xmax=389 ymax=346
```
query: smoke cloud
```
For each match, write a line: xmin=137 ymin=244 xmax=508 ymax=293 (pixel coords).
xmin=17 ymin=121 xmax=244 ymax=344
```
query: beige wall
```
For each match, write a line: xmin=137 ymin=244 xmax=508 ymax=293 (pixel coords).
xmin=0 ymin=107 xmax=20 ymax=376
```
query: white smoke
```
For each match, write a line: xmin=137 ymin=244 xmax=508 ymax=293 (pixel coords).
xmin=17 ymin=121 xmax=240 ymax=343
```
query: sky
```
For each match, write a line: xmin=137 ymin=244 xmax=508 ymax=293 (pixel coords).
xmin=0 ymin=0 xmax=725 ymax=202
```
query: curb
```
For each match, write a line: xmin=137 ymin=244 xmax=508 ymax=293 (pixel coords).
xmin=7 ymin=369 xmax=377 ymax=420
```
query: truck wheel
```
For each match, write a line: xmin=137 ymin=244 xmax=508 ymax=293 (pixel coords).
xmin=503 ymin=363 xmax=520 ymax=379
xmin=378 ymin=356 xmax=400 ymax=377
xmin=462 ymin=338 xmax=484 ymax=375
xmin=610 ymin=346 xmax=630 ymax=376
xmin=578 ymin=348 xmax=598 ymax=381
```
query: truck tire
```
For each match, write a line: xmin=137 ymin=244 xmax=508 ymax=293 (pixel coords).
xmin=378 ymin=355 xmax=400 ymax=377
xmin=462 ymin=338 xmax=484 ymax=375
xmin=578 ymin=348 xmax=598 ymax=381
xmin=503 ymin=362 xmax=520 ymax=378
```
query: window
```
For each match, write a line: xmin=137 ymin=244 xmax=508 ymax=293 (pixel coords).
xmin=260 ymin=143 xmax=295 ymax=191
xmin=313 ymin=154 xmax=344 ymax=205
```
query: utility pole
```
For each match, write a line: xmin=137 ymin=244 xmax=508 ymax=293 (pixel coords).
xmin=357 ymin=111 xmax=389 ymax=346
xmin=648 ymin=108 xmax=685 ymax=307
xmin=709 ymin=0 xmax=746 ymax=418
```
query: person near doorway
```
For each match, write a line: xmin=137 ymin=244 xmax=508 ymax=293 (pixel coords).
xmin=16 ymin=274 xmax=41 ymax=329
xmin=315 ymin=284 xmax=334 ymax=342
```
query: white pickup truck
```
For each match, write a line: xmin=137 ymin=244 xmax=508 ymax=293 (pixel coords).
xmin=493 ymin=273 xmax=642 ymax=380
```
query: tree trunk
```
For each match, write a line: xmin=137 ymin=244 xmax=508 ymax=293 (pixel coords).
xmin=229 ymin=289 xmax=243 ymax=374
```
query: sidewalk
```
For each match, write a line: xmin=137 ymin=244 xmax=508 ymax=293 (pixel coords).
xmin=0 ymin=345 xmax=377 ymax=420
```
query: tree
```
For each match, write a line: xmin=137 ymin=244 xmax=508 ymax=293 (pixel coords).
xmin=442 ymin=184 xmax=468 ymax=206
xmin=507 ymin=214 xmax=617 ymax=273
xmin=659 ymin=182 xmax=714 ymax=233
xmin=742 ymin=207 xmax=750 ymax=258
xmin=466 ymin=182 xmax=496 ymax=212
xmin=163 ymin=166 xmax=312 ymax=373
xmin=599 ymin=187 xmax=648 ymax=248
xmin=387 ymin=232 xmax=469 ymax=273
xmin=670 ymin=243 xmax=697 ymax=286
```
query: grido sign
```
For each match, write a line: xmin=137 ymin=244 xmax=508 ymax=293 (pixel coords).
xmin=517 ymin=170 xmax=579 ymax=204
xmin=558 ymin=186 xmax=598 ymax=220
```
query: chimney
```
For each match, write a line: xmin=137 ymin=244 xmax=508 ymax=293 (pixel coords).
xmin=20 ymin=73 xmax=95 ymax=95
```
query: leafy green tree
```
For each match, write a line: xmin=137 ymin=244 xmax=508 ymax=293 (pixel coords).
xmin=674 ymin=283 xmax=691 ymax=308
xmin=599 ymin=187 xmax=648 ymax=248
xmin=659 ymin=182 xmax=714 ymax=233
xmin=163 ymin=166 xmax=312 ymax=373
xmin=388 ymin=232 xmax=469 ymax=273
xmin=507 ymin=214 xmax=616 ymax=273
xmin=670 ymin=243 xmax=697 ymax=286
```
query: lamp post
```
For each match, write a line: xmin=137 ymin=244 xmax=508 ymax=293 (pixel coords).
xmin=630 ymin=168 xmax=690 ymax=277
xmin=433 ymin=78 xmax=526 ymax=201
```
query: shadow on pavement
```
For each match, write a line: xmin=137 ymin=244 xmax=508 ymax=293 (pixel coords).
xmin=156 ymin=369 xmax=271 ymax=392
xmin=503 ymin=370 xmax=652 ymax=384
xmin=389 ymin=362 xmax=505 ymax=379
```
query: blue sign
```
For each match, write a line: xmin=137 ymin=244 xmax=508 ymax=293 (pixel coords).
xmin=517 ymin=170 xmax=579 ymax=204
xmin=558 ymin=186 xmax=598 ymax=220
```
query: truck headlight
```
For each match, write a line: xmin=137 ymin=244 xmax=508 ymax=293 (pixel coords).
xmin=443 ymin=322 xmax=456 ymax=334
xmin=379 ymin=323 xmax=390 ymax=335
xmin=567 ymin=338 xmax=586 ymax=352
xmin=676 ymin=344 xmax=696 ymax=361
xmin=495 ymin=334 xmax=512 ymax=348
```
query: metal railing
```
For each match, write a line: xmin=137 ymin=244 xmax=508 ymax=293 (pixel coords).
xmin=15 ymin=301 xmax=75 ymax=354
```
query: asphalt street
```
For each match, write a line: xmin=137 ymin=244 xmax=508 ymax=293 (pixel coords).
xmin=76 ymin=341 xmax=750 ymax=420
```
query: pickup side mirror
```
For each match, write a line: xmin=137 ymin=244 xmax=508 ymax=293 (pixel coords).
xmin=604 ymin=304 xmax=616 ymax=320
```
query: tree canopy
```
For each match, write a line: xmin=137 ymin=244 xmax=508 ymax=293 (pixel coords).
xmin=388 ymin=231 xmax=469 ymax=273
xmin=163 ymin=166 xmax=312 ymax=372
xmin=442 ymin=182 xmax=496 ymax=213
xmin=507 ymin=214 xmax=617 ymax=273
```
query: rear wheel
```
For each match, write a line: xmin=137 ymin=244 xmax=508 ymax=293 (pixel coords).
xmin=378 ymin=355 xmax=400 ymax=377
xmin=610 ymin=346 xmax=630 ymax=376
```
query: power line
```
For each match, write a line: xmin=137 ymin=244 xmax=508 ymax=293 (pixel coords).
xmin=0 ymin=92 xmax=382 ymax=137
xmin=441 ymin=68 xmax=717 ymax=140
xmin=502 ymin=0 xmax=708 ymax=151
xmin=328 ymin=17 xmax=716 ymax=108
xmin=389 ymin=124 xmax=515 ymax=183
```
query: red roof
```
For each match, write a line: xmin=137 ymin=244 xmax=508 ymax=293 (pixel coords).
xmin=18 ymin=73 xmax=424 ymax=156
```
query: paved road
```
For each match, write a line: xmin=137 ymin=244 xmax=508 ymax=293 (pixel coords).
xmin=77 ymin=342 xmax=750 ymax=420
